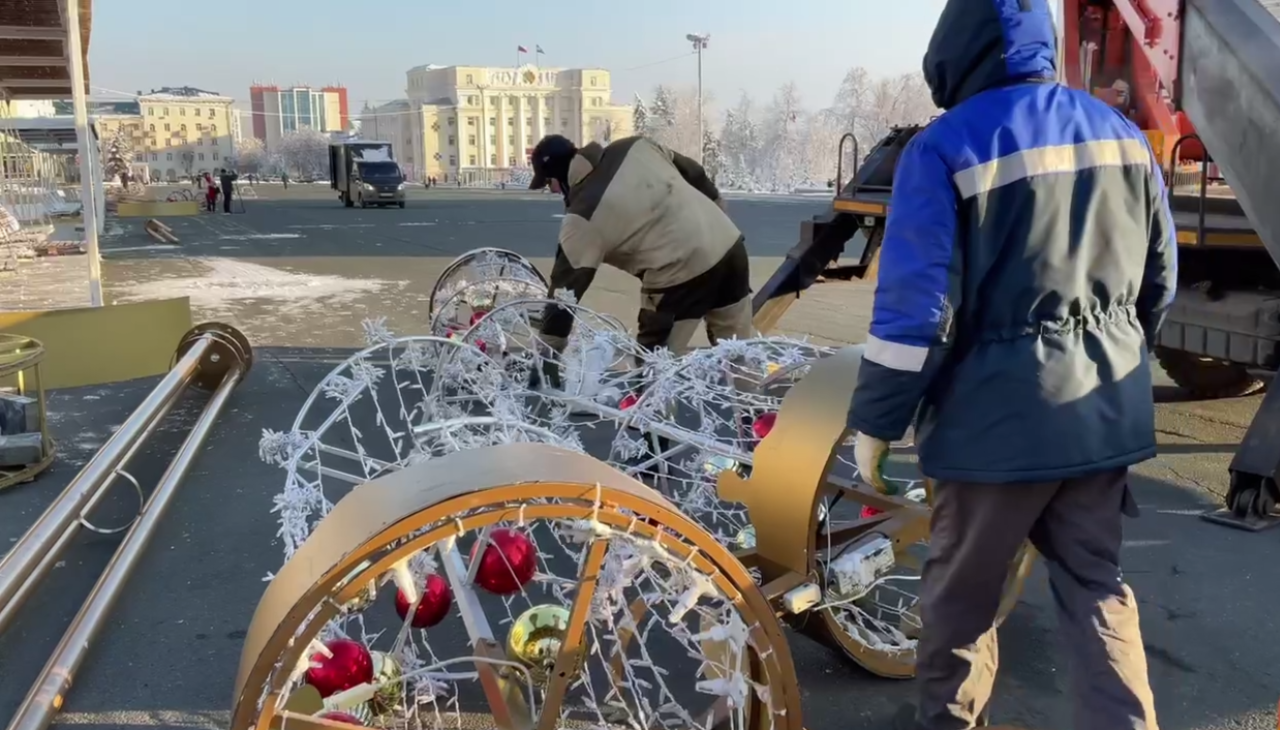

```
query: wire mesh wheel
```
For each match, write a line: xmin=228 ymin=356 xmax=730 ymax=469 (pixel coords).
xmin=428 ymin=249 xmax=550 ymax=337
xmin=234 ymin=443 xmax=802 ymax=730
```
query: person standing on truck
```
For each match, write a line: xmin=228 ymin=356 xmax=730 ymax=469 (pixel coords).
xmin=845 ymin=1 xmax=1176 ymax=728
xmin=527 ymin=133 xmax=752 ymax=379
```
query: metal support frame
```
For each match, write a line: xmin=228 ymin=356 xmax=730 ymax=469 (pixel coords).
xmin=0 ymin=322 xmax=253 ymax=730
xmin=62 ymin=0 xmax=103 ymax=306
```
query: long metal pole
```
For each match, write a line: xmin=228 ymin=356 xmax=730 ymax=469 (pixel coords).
xmin=63 ymin=0 xmax=102 ymax=307
xmin=696 ymin=43 xmax=704 ymax=166
xmin=6 ymin=363 xmax=246 ymax=730
xmin=0 ymin=337 xmax=211 ymax=615
xmin=0 ymin=389 xmax=183 ymax=637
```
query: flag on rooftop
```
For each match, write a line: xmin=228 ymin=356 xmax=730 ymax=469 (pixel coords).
xmin=536 ymin=45 xmax=545 ymax=54
xmin=517 ymin=45 xmax=529 ymax=53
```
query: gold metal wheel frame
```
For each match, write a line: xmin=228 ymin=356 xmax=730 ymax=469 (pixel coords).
xmin=0 ymin=333 xmax=56 ymax=491
xmin=233 ymin=444 xmax=803 ymax=730
xmin=716 ymin=346 xmax=1036 ymax=679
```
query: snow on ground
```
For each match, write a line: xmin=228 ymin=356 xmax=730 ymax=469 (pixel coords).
xmin=113 ymin=258 xmax=404 ymax=321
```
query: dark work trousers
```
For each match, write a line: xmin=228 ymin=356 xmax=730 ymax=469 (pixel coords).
xmin=221 ymin=183 xmax=233 ymax=212
xmin=914 ymin=468 xmax=1158 ymax=730
xmin=635 ymin=236 xmax=754 ymax=355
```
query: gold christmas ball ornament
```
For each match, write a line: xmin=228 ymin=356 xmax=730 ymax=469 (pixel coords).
xmin=734 ymin=525 xmax=757 ymax=550
xmin=368 ymin=651 xmax=404 ymax=716
xmin=701 ymin=454 xmax=742 ymax=478
xmin=505 ymin=604 xmax=584 ymax=684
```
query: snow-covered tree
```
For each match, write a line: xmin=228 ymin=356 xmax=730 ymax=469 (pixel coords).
xmin=102 ymin=129 xmax=131 ymax=184
xmin=650 ymin=86 xmax=676 ymax=134
xmin=233 ymin=136 xmax=267 ymax=174
xmin=701 ymin=128 xmax=722 ymax=184
xmin=278 ymin=128 xmax=330 ymax=178
xmin=760 ymin=82 xmax=809 ymax=192
xmin=718 ymin=94 xmax=762 ymax=191
xmin=633 ymin=94 xmax=650 ymax=138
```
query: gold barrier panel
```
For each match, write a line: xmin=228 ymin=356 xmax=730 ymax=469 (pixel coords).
xmin=0 ymin=298 xmax=194 ymax=389
xmin=116 ymin=200 xmax=201 ymax=217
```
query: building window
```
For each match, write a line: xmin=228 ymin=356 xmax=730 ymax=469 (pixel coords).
xmin=526 ymin=117 xmax=533 ymax=127
xmin=489 ymin=117 xmax=496 ymax=127
xmin=150 ymin=153 xmax=157 ymax=161
xmin=592 ymin=98 xmax=602 ymax=107
xmin=213 ymin=151 xmax=219 ymax=160
xmin=196 ymin=123 xmax=204 ymax=131
xmin=466 ymin=74 xmax=474 ymax=84
xmin=590 ymin=76 xmax=597 ymax=86
xmin=212 ymin=137 xmax=219 ymax=145
xmin=490 ymin=134 xmax=496 ymax=146
xmin=164 ymin=123 xmax=171 ymax=131
xmin=447 ymin=135 xmax=455 ymax=145
xmin=210 ymin=124 xmax=217 ymax=134
xmin=449 ymin=155 xmax=457 ymax=166
xmin=447 ymin=117 xmax=455 ymax=127
xmin=197 ymin=138 xmax=203 ymax=146
xmin=166 ymin=152 xmax=173 ymax=161
xmin=490 ymin=154 xmax=497 ymax=166
xmin=508 ymin=156 xmax=516 ymax=167
xmin=469 ymin=155 xmax=477 ymax=166
xmin=148 ymin=124 xmax=155 ymax=132
xmin=147 ymin=108 xmax=154 ymax=116
xmin=543 ymin=117 xmax=551 ymax=129
xmin=561 ymin=118 xmax=568 ymax=128
xmin=468 ymin=134 xmax=477 ymax=146
xmin=526 ymin=135 xmax=533 ymax=145
xmin=507 ymin=117 xmax=514 ymax=126
xmin=198 ymin=152 xmax=205 ymax=161
xmin=133 ymin=152 xmax=143 ymax=161
xmin=180 ymin=124 xmax=187 ymax=132
xmin=162 ymin=107 xmax=169 ymax=115
xmin=508 ymin=135 xmax=515 ymax=145
xmin=467 ymin=117 xmax=476 ymax=127
xmin=208 ymin=108 xmax=215 ymax=118
xmin=180 ymin=107 xmax=186 ymax=116
xmin=165 ymin=139 xmax=171 ymax=147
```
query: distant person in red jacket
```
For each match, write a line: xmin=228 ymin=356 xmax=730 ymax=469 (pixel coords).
xmin=204 ymin=173 xmax=218 ymax=212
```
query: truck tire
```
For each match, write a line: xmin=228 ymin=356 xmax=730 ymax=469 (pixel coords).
xmin=1154 ymin=347 xmax=1266 ymax=398
xmin=343 ymin=192 xmax=353 ymax=208
xmin=398 ymin=201 xmax=406 ymax=209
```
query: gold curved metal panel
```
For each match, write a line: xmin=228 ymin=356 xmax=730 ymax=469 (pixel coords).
xmin=233 ymin=443 xmax=803 ymax=730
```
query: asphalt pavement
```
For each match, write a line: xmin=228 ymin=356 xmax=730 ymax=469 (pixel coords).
xmin=0 ymin=186 xmax=1277 ymax=730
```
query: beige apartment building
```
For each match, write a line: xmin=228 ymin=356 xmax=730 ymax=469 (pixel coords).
xmin=94 ymin=87 xmax=237 ymax=183
xmin=361 ymin=64 xmax=632 ymax=182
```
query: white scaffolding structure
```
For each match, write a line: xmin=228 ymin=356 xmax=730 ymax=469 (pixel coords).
xmin=1 ymin=0 xmax=102 ymax=306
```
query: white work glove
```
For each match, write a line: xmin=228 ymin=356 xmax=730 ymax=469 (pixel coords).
xmin=854 ymin=432 xmax=891 ymax=494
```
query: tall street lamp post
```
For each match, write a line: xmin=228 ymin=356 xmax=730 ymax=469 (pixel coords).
xmin=685 ymin=33 xmax=710 ymax=164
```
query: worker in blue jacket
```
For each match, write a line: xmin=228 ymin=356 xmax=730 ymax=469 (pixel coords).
xmin=847 ymin=0 xmax=1176 ymax=727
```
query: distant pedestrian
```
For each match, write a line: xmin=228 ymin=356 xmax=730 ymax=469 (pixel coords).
xmin=218 ymin=168 xmax=238 ymax=213
xmin=281 ymin=171 xmax=289 ymax=190
xmin=204 ymin=173 xmax=218 ymax=212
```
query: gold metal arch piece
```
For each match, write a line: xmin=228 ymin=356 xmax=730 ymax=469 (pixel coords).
xmin=718 ymin=345 xmax=1034 ymax=678
xmin=232 ymin=443 xmax=804 ymax=730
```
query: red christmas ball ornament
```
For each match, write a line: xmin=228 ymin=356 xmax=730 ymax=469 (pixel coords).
xmin=860 ymin=505 xmax=884 ymax=519
xmin=475 ymin=338 xmax=488 ymax=354
xmin=317 ymin=711 xmax=365 ymax=726
xmin=752 ymin=412 xmax=777 ymax=440
xmin=469 ymin=528 xmax=536 ymax=595
xmin=305 ymin=639 xmax=374 ymax=698
xmin=618 ymin=393 xmax=639 ymax=410
xmin=394 ymin=573 xmax=453 ymax=628
xmin=470 ymin=309 xmax=489 ymax=326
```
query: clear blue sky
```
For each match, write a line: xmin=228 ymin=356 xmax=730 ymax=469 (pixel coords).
xmin=88 ymin=0 xmax=947 ymax=114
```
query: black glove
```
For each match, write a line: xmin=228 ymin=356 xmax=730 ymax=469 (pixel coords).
xmin=526 ymin=339 xmax=564 ymax=391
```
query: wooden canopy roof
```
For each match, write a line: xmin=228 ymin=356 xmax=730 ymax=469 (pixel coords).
xmin=0 ymin=0 xmax=93 ymax=100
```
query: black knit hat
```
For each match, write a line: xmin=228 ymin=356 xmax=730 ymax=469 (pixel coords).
xmin=529 ymin=134 xmax=577 ymax=190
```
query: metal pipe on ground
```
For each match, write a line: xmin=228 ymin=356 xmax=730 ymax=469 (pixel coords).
xmin=0 ymin=322 xmax=253 ymax=730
